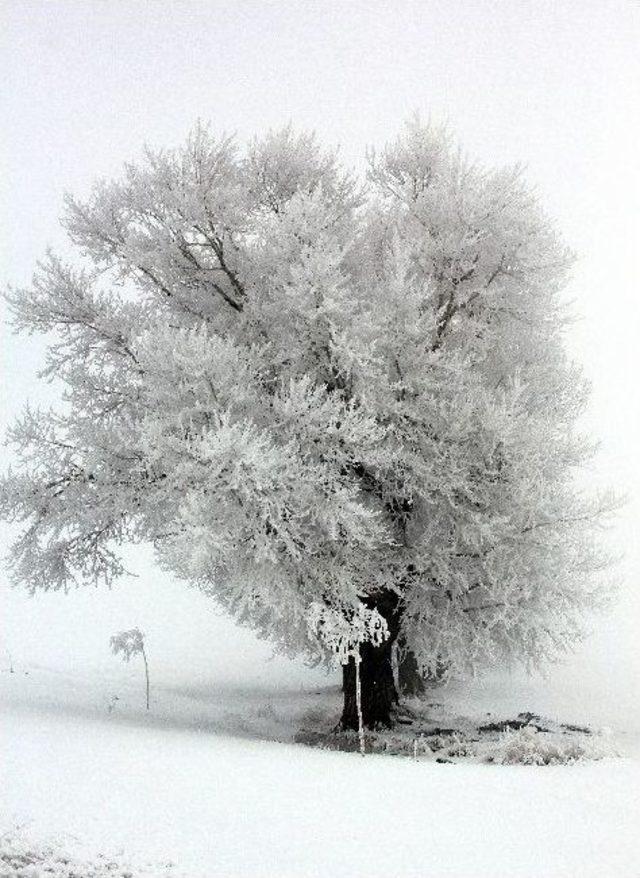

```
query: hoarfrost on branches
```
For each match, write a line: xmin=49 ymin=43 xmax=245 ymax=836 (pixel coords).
xmin=110 ymin=628 xmax=150 ymax=709
xmin=1 ymin=119 xmax=619 ymax=727
xmin=110 ymin=628 xmax=145 ymax=662
xmin=307 ymin=602 xmax=389 ymax=666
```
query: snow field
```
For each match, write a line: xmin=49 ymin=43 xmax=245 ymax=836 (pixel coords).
xmin=2 ymin=668 xmax=640 ymax=878
xmin=2 ymin=567 xmax=639 ymax=876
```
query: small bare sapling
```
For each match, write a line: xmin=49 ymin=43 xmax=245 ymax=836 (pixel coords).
xmin=110 ymin=628 xmax=150 ymax=710
xmin=2 ymin=646 xmax=14 ymax=674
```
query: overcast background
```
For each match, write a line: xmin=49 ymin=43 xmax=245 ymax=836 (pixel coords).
xmin=1 ymin=0 xmax=638 ymax=728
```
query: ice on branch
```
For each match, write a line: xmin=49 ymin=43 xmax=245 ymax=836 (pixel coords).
xmin=306 ymin=602 xmax=390 ymax=665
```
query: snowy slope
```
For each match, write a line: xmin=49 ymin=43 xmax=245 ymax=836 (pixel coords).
xmin=3 ymin=689 xmax=639 ymax=878
xmin=2 ymin=560 xmax=640 ymax=877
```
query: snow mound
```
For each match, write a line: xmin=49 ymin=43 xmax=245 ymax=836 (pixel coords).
xmin=486 ymin=724 xmax=616 ymax=765
xmin=0 ymin=827 xmax=182 ymax=878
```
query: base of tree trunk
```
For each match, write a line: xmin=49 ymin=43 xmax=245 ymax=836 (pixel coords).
xmin=341 ymin=637 xmax=398 ymax=730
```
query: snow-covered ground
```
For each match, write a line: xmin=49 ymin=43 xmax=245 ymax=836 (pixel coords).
xmin=2 ymin=558 xmax=640 ymax=877
xmin=3 ymin=696 xmax=639 ymax=878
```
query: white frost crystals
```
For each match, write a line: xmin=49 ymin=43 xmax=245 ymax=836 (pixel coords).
xmin=306 ymin=602 xmax=389 ymax=667
xmin=0 ymin=118 xmax=619 ymax=717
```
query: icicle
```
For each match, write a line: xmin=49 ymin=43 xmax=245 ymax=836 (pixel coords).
xmin=355 ymin=643 xmax=365 ymax=756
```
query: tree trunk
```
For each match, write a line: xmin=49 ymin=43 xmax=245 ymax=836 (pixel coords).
xmin=141 ymin=646 xmax=150 ymax=710
xmin=339 ymin=591 xmax=401 ymax=730
xmin=397 ymin=648 xmax=426 ymax=697
xmin=341 ymin=633 xmax=399 ymax=730
xmin=397 ymin=647 xmax=448 ymax=696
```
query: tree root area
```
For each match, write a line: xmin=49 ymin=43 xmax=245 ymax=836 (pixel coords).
xmin=295 ymin=701 xmax=613 ymax=765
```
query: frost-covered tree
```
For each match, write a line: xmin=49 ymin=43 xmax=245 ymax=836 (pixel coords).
xmin=110 ymin=628 xmax=149 ymax=709
xmin=1 ymin=120 xmax=615 ymax=729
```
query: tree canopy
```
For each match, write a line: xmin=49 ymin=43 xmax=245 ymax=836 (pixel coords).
xmin=1 ymin=121 xmax=615 ymax=724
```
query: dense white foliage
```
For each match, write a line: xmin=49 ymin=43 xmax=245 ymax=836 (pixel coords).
xmin=1 ymin=120 xmax=616 ymax=678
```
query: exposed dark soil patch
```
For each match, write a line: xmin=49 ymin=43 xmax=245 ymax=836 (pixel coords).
xmin=478 ymin=718 xmax=551 ymax=733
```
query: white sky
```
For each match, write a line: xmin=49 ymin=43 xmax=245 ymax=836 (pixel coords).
xmin=1 ymin=0 xmax=639 ymax=712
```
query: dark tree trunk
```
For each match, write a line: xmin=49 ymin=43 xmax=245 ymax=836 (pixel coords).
xmin=397 ymin=648 xmax=426 ymax=697
xmin=397 ymin=647 xmax=448 ymax=696
xmin=341 ymin=636 xmax=399 ymax=729
xmin=340 ymin=591 xmax=400 ymax=730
